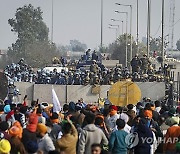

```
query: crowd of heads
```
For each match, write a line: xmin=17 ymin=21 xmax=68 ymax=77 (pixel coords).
xmin=4 ymin=58 xmax=35 ymax=83
xmin=4 ymin=55 xmax=172 ymax=86
xmin=0 ymin=96 xmax=179 ymax=154
xmin=131 ymin=54 xmax=172 ymax=82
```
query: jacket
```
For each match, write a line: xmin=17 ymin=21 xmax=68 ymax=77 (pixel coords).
xmin=78 ymin=124 xmax=108 ymax=154
xmin=107 ymin=114 xmax=120 ymax=132
xmin=134 ymin=123 xmax=153 ymax=154
xmin=109 ymin=129 xmax=128 ymax=154
xmin=57 ymin=122 xmax=78 ymax=154
xmin=38 ymin=133 xmax=55 ymax=154
xmin=22 ymin=128 xmax=37 ymax=151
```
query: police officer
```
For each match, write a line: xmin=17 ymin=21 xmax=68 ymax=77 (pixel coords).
xmin=86 ymin=49 xmax=91 ymax=60
xmin=93 ymin=75 xmax=100 ymax=85
xmin=8 ymin=81 xmax=16 ymax=103
xmin=90 ymin=60 xmax=99 ymax=74
xmin=92 ymin=50 xmax=98 ymax=61
xmin=140 ymin=54 xmax=151 ymax=74
xmin=73 ymin=73 xmax=81 ymax=85
xmin=131 ymin=54 xmax=141 ymax=73
xmin=163 ymin=63 xmax=170 ymax=77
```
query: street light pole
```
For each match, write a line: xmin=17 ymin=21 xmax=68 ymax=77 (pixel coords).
xmin=121 ymin=20 xmax=124 ymax=35
xmin=147 ymin=0 xmax=151 ymax=58
xmin=111 ymin=19 xmax=124 ymax=35
xmin=100 ymin=0 xmax=103 ymax=51
xmin=109 ymin=24 xmax=120 ymax=36
xmin=162 ymin=0 xmax=165 ymax=66
xmin=115 ymin=11 xmax=128 ymax=67
xmin=130 ymin=5 xmax=132 ymax=61
xmin=108 ymin=27 xmax=118 ymax=40
xmin=51 ymin=0 xmax=54 ymax=42
xmin=115 ymin=3 xmax=132 ymax=68
xmin=125 ymin=13 xmax=128 ymax=67
xmin=137 ymin=0 xmax=139 ymax=54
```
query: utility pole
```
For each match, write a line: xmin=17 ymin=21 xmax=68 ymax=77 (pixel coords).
xmin=130 ymin=5 xmax=133 ymax=63
xmin=169 ymin=0 xmax=175 ymax=50
xmin=137 ymin=0 xmax=139 ymax=54
xmin=100 ymin=0 xmax=103 ymax=51
xmin=108 ymin=27 xmax=118 ymax=40
xmin=115 ymin=11 xmax=128 ymax=67
xmin=162 ymin=0 xmax=165 ymax=66
xmin=147 ymin=0 xmax=151 ymax=58
xmin=125 ymin=13 xmax=128 ymax=67
xmin=51 ymin=0 xmax=54 ymax=42
xmin=121 ymin=21 xmax=124 ymax=35
xmin=115 ymin=3 xmax=132 ymax=68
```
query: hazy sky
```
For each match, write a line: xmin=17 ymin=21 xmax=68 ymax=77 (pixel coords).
xmin=0 ymin=0 xmax=180 ymax=50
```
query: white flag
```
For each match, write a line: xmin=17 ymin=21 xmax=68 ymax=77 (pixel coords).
xmin=52 ymin=87 xmax=61 ymax=113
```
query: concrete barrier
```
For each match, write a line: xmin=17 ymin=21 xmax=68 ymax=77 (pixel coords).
xmin=14 ymin=82 xmax=34 ymax=103
xmin=102 ymin=60 xmax=120 ymax=68
xmin=136 ymin=82 xmax=165 ymax=100
xmin=33 ymin=84 xmax=66 ymax=104
xmin=14 ymin=82 xmax=165 ymax=105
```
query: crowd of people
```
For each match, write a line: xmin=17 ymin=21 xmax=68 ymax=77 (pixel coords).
xmin=4 ymin=53 xmax=172 ymax=85
xmin=0 ymin=97 xmax=179 ymax=154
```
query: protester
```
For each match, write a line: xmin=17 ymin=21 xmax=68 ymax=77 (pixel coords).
xmin=163 ymin=119 xmax=180 ymax=154
xmin=95 ymin=115 xmax=109 ymax=139
xmin=0 ymin=98 xmax=177 ymax=154
xmin=9 ymin=136 xmax=26 ymax=154
xmin=91 ymin=144 xmax=102 ymax=154
xmin=26 ymin=140 xmax=39 ymax=154
xmin=14 ymin=106 xmax=27 ymax=128
xmin=107 ymin=105 xmax=119 ymax=132
xmin=36 ymin=123 xmax=55 ymax=154
xmin=119 ymin=111 xmax=131 ymax=133
xmin=0 ymin=121 xmax=10 ymax=140
xmin=109 ymin=119 xmax=128 ymax=154
xmin=57 ymin=116 xmax=78 ymax=154
xmin=0 ymin=79 xmax=178 ymax=154
xmin=49 ymin=112 xmax=62 ymax=144
xmin=0 ymin=139 xmax=11 ymax=154
xmin=134 ymin=118 xmax=153 ymax=154
xmin=127 ymin=104 xmax=136 ymax=126
xmin=9 ymin=121 xmax=22 ymax=139
xmin=78 ymin=114 xmax=108 ymax=154
xmin=22 ymin=113 xmax=38 ymax=151
xmin=155 ymin=100 xmax=161 ymax=113
xmin=36 ymin=107 xmax=46 ymax=125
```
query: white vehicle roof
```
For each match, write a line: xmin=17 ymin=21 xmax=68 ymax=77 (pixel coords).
xmin=43 ymin=66 xmax=68 ymax=72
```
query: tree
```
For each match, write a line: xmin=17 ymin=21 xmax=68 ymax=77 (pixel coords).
xmin=150 ymin=37 xmax=168 ymax=55
xmin=99 ymin=45 xmax=108 ymax=53
xmin=176 ymin=39 xmax=180 ymax=51
xmin=108 ymin=34 xmax=138 ymax=66
xmin=70 ymin=40 xmax=87 ymax=52
xmin=8 ymin=4 xmax=58 ymax=67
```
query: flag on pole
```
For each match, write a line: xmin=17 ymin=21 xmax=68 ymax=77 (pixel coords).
xmin=52 ymin=86 xmax=61 ymax=113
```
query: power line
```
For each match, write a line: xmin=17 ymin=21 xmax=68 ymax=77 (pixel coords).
xmin=151 ymin=21 xmax=162 ymax=37
xmin=172 ymin=18 xmax=180 ymax=27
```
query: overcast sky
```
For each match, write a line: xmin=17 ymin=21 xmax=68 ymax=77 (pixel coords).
xmin=0 ymin=0 xmax=180 ymax=50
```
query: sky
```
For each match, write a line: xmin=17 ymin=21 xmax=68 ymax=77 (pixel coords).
xmin=0 ymin=0 xmax=180 ymax=50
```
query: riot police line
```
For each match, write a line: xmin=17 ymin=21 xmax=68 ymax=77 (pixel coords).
xmin=3 ymin=55 xmax=172 ymax=86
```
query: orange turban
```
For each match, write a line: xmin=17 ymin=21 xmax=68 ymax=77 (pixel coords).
xmin=37 ymin=123 xmax=47 ymax=134
xmin=144 ymin=110 xmax=153 ymax=119
xmin=9 ymin=121 xmax=23 ymax=139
